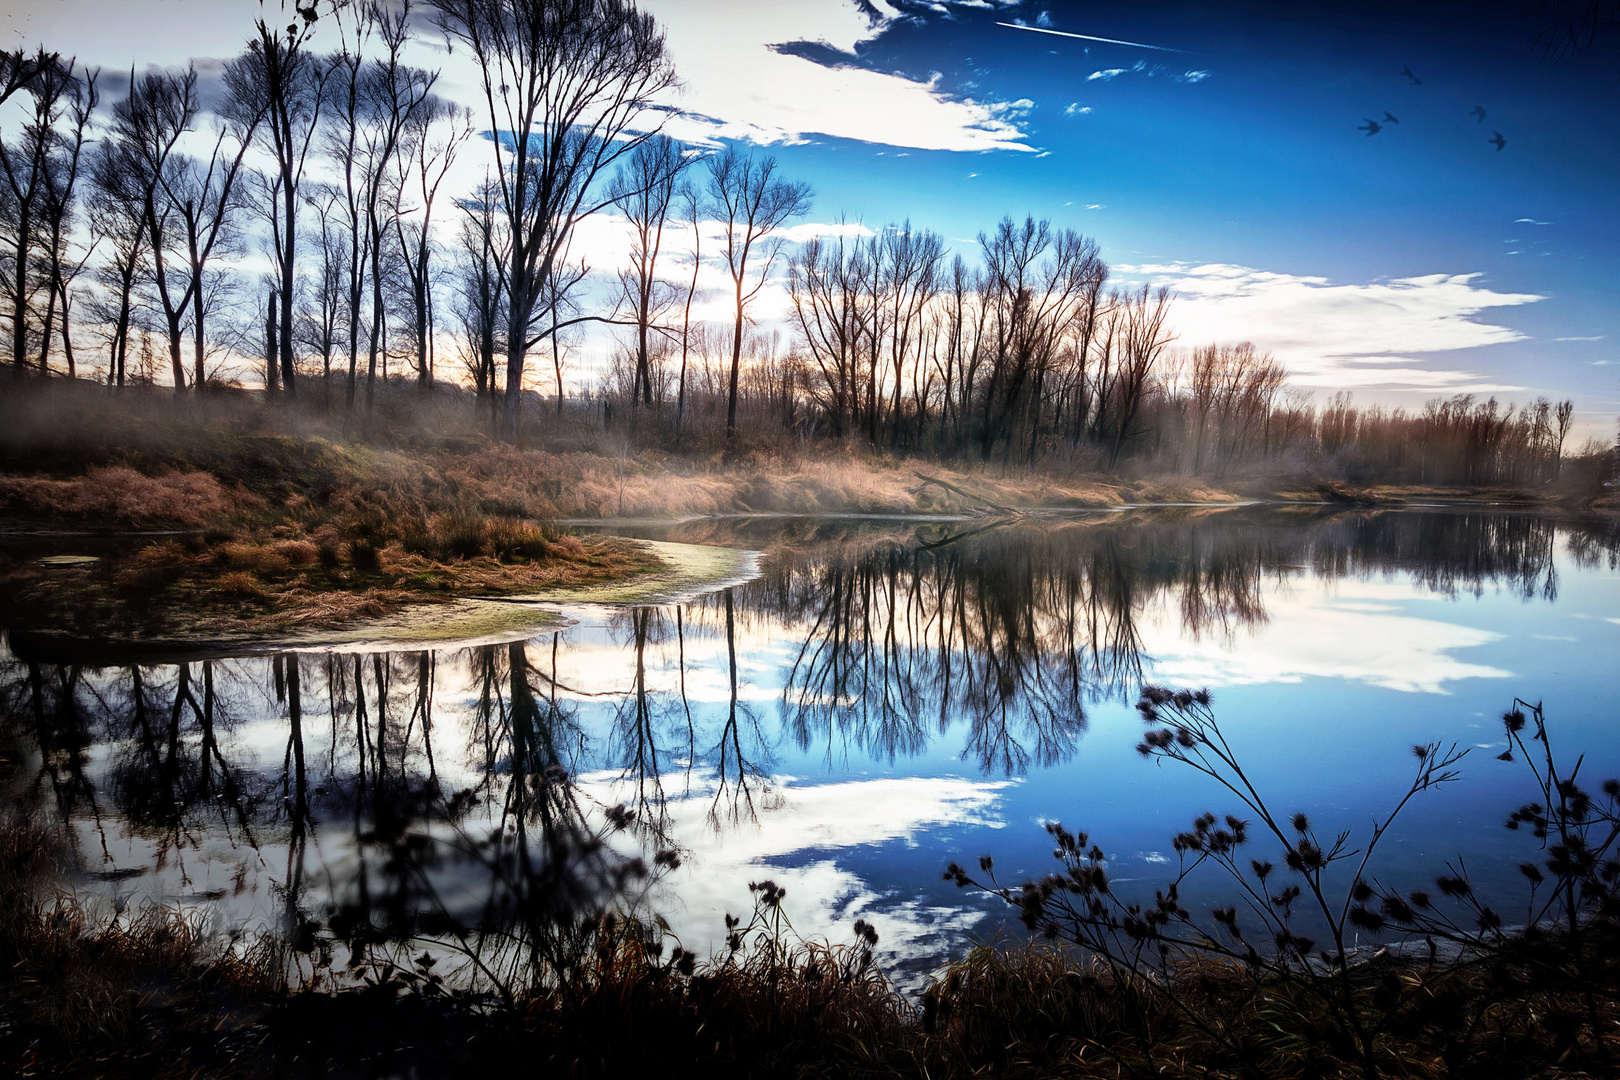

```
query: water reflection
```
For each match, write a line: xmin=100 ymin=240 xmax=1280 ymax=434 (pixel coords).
xmin=1 ymin=507 xmax=1615 ymax=983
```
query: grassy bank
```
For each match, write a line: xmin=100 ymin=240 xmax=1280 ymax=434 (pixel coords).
xmin=0 ymin=383 xmax=1230 ymax=640
xmin=8 ymin=382 xmax=1613 ymax=641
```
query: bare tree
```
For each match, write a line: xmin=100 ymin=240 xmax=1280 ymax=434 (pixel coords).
xmin=85 ymin=136 xmax=149 ymax=387
xmin=167 ymin=77 xmax=262 ymax=391
xmin=101 ymin=68 xmax=195 ymax=390
xmin=109 ymin=68 xmax=256 ymax=393
xmin=789 ymin=226 xmax=867 ymax=440
xmin=347 ymin=2 xmax=436 ymax=411
xmin=321 ymin=9 xmax=374 ymax=408
xmin=429 ymin=0 xmax=677 ymax=438
xmin=300 ymin=183 xmax=348 ymax=399
xmin=224 ymin=2 xmax=334 ymax=396
xmin=35 ymin=65 xmax=97 ymax=379
xmin=1107 ymin=283 xmax=1176 ymax=465
xmin=703 ymin=145 xmax=811 ymax=444
xmin=610 ymin=133 xmax=689 ymax=410
xmin=673 ymin=180 xmax=703 ymax=441
xmin=0 ymin=56 xmax=79 ymax=374
xmin=0 ymin=47 xmax=59 ymax=109
xmin=877 ymin=222 xmax=945 ymax=445
xmin=451 ymin=173 xmax=508 ymax=412
xmin=974 ymin=216 xmax=1105 ymax=462
xmin=396 ymin=97 xmax=469 ymax=392
xmin=1554 ymin=398 xmax=1575 ymax=479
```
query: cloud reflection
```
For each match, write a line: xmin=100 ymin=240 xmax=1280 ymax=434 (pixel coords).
xmin=588 ymin=771 xmax=1010 ymax=980
xmin=1143 ymin=582 xmax=1510 ymax=694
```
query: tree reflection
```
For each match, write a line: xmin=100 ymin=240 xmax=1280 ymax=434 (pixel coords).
xmin=0 ymin=506 xmax=1607 ymax=991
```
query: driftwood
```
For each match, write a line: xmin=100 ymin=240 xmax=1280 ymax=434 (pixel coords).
xmin=912 ymin=472 xmax=1024 ymax=516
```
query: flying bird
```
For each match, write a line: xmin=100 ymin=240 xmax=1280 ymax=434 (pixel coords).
xmin=1401 ymin=66 xmax=1422 ymax=84
xmin=1383 ymin=111 xmax=1400 ymax=124
xmin=1469 ymin=105 xmax=1487 ymax=122
xmin=1489 ymin=131 xmax=1506 ymax=151
xmin=1359 ymin=118 xmax=1383 ymax=136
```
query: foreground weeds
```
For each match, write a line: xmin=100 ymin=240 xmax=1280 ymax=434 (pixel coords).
xmin=9 ymin=869 xmax=1620 ymax=1078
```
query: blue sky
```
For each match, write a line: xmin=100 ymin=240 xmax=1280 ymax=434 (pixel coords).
xmin=713 ymin=0 xmax=1619 ymax=429
xmin=5 ymin=0 xmax=1616 ymax=431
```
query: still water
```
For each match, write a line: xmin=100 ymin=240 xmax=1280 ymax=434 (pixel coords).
xmin=4 ymin=507 xmax=1618 ymax=986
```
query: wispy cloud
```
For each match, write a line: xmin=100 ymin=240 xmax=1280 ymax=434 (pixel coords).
xmin=1063 ymin=102 xmax=1093 ymax=115
xmin=1086 ymin=59 xmax=1202 ymax=83
xmin=1514 ymin=218 xmax=1552 ymax=225
xmin=1556 ymin=335 xmax=1605 ymax=342
xmin=1116 ymin=262 xmax=1542 ymax=392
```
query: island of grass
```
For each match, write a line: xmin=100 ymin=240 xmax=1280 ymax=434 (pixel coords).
xmin=0 ymin=438 xmax=757 ymax=653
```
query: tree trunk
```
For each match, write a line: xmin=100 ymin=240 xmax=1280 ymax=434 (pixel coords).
xmin=265 ymin=291 xmax=279 ymax=395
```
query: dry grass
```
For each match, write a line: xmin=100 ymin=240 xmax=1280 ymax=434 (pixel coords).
xmin=0 ymin=815 xmax=282 ymax=1077
xmin=0 ymin=465 xmax=241 ymax=528
xmin=5 ymin=832 xmax=1620 ymax=1080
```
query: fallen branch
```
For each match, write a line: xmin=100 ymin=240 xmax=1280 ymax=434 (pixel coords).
xmin=912 ymin=472 xmax=1023 ymax=516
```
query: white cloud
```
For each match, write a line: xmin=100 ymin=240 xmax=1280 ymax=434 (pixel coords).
xmin=1088 ymin=67 xmax=1126 ymax=81
xmin=770 ymin=220 xmax=877 ymax=244
xmin=1114 ymin=262 xmax=1543 ymax=391
xmin=1064 ymin=102 xmax=1094 ymax=116
xmin=1556 ymin=335 xmax=1605 ymax=342
xmin=1514 ymin=218 xmax=1551 ymax=225
xmin=636 ymin=0 xmax=1038 ymax=152
xmin=1177 ymin=69 xmax=1211 ymax=82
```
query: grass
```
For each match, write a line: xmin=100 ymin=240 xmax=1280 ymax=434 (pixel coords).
xmin=0 ymin=387 xmax=678 ymax=640
xmin=5 ymin=857 xmax=1620 ymax=1079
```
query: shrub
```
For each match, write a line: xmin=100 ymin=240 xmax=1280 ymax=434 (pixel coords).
xmin=349 ymin=539 xmax=380 ymax=572
xmin=949 ymin=690 xmax=1620 ymax=1078
xmin=400 ymin=513 xmax=554 ymax=563
xmin=215 ymin=571 xmax=263 ymax=596
xmin=272 ymin=539 xmax=319 ymax=565
xmin=217 ymin=543 xmax=290 ymax=574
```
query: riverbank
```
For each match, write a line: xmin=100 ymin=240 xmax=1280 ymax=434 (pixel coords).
xmin=2 ymin=385 xmax=1612 ymax=650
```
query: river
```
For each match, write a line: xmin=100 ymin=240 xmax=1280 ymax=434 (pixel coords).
xmin=3 ymin=506 xmax=1617 ymax=988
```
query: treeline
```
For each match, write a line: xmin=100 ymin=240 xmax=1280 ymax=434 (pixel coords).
xmin=0 ymin=4 xmax=1601 ymax=486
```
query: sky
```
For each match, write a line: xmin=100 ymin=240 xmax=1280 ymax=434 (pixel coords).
xmin=3 ymin=0 xmax=1617 ymax=435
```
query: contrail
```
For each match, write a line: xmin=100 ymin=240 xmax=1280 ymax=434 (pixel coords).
xmin=996 ymin=21 xmax=1186 ymax=53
